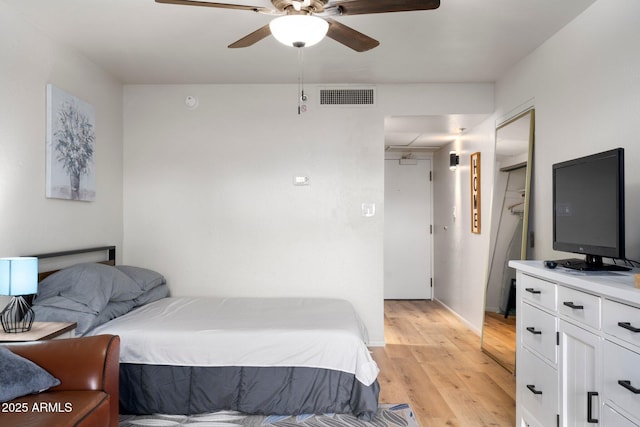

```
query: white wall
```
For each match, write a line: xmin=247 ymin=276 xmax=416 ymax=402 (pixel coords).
xmin=0 ymin=3 xmax=124 ymax=261
xmin=433 ymin=119 xmax=496 ymax=333
xmin=434 ymin=0 xmax=640 ymax=333
xmin=122 ymin=83 xmax=493 ymax=344
xmin=496 ymin=0 xmax=640 ymax=262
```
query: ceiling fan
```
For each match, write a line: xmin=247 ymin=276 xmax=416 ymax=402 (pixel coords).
xmin=155 ymin=0 xmax=440 ymax=52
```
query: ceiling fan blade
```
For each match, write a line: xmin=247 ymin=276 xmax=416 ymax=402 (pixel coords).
xmin=325 ymin=18 xmax=379 ymax=52
xmin=331 ymin=0 xmax=439 ymax=15
xmin=228 ymin=24 xmax=272 ymax=48
xmin=155 ymin=0 xmax=272 ymax=14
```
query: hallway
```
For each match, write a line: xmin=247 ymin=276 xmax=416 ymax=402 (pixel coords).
xmin=371 ymin=300 xmax=516 ymax=426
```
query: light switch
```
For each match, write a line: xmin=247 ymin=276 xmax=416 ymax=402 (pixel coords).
xmin=362 ymin=203 xmax=376 ymax=217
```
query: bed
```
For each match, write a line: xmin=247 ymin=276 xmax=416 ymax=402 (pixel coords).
xmin=28 ymin=246 xmax=380 ymax=420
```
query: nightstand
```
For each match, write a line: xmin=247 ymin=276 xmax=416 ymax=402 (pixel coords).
xmin=0 ymin=321 xmax=77 ymax=342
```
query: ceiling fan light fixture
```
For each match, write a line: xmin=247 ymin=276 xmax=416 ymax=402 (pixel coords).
xmin=269 ymin=15 xmax=329 ymax=48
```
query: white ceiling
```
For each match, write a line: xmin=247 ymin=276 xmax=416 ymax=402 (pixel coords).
xmin=384 ymin=114 xmax=489 ymax=151
xmin=4 ymin=0 xmax=595 ymax=147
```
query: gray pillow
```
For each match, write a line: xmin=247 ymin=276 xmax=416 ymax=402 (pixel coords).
xmin=35 ymin=263 xmax=145 ymax=312
xmin=133 ymin=283 xmax=170 ymax=307
xmin=94 ymin=300 xmax=136 ymax=325
xmin=31 ymin=305 xmax=98 ymax=336
xmin=116 ymin=265 xmax=166 ymax=291
xmin=35 ymin=263 xmax=114 ymax=313
xmin=0 ymin=346 xmax=60 ymax=402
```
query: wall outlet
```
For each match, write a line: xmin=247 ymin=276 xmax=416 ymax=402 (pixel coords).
xmin=293 ymin=175 xmax=309 ymax=186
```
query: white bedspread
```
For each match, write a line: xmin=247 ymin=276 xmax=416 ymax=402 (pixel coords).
xmin=88 ymin=297 xmax=379 ymax=386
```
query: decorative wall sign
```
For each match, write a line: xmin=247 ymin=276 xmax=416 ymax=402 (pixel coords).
xmin=46 ymin=84 xmax=96 ymax=201
xmin=471 ymin=152 xmax=481 ymax=234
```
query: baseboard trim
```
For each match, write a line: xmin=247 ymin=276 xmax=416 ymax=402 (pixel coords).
xmin=433 ymin=298 xmax=482 ymax=336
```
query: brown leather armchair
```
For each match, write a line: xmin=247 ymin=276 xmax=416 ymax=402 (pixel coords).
xmin=2 ymin=334 xmax=120 ymax=427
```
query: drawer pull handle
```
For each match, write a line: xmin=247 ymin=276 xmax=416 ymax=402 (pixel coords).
xmin=526 ymin=384 xmax=542 ymax=395
xmin=525 ymin=288 xmax=541 ymax=294
xmin=526 ymin=327 xmax=542 ymax=335
xmin=618 ymin=322 xmax=640 ymax=333
xmin=587 ymin=391 xmax=599 ymax=424
xmin=618 ymin=380 xmax=640 ymax=394
xmin=563 ymin=301 xmax=584 ymax=310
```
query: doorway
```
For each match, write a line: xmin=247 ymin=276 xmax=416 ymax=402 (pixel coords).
xmin=384 ymin=158 xmax=433 ymax=299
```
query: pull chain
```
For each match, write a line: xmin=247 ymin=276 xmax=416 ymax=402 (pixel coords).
xmin=297 ymin=47 xmax=307 ymax=115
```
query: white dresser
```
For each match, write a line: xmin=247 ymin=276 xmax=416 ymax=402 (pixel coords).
xmin=510 ymin=260 xmax=640 ymax=427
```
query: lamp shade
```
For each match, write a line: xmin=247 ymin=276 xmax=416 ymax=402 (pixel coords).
xmin=269 ymin=15 xmax=329 ymax=48
xmin=0 ymin=257 xmax=38 ymax=296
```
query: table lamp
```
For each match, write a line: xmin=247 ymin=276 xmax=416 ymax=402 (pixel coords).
xmin=0 ymin=257 xmax=38 ymax=333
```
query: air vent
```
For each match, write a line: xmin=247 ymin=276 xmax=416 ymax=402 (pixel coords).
xmin=319 ymin=88 xmax=375 ymax=106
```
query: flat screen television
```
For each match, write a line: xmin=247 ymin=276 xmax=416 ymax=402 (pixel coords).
xmin=552 ymin=147 xmax=629 ymax=271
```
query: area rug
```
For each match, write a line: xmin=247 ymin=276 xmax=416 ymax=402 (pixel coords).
xmin=119 ymin=404 xmax=418 ymax=427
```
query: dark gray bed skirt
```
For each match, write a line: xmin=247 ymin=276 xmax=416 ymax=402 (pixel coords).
xmin=119 ymin=364 xmax=380 ymax=421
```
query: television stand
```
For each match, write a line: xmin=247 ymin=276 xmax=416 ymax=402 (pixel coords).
xmin=556 ymin=258 xmax=630 ymax=272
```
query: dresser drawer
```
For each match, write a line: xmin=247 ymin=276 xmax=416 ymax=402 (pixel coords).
xmin=519 ymin=347 xmax=558 ymax=427
xmin=519 ymin=273 xmax=556 ymax=311
xmin=522 ymin=302 xmax=557 ymax=364
xmin=603 ymin=340 xmax=640 ymax=422
xmin=603 ymin=299 xmax=640 ymax=348
xmin=602 ymin=404 xmax=639 ymax=426
xmin=558 ymin=286 xmax=601 ymax=329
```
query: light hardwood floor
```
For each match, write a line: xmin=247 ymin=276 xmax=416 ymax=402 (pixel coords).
xmin=481 ymin=312 xmax=516 ymax=374
xmin=371 ymin=300 xmax=516 ymax=427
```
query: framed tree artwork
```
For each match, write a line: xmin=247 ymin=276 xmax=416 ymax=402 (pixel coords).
xmin=46 ymin=84 xmax=96 ymax=201
xmin=471 ymin=152 xmax=481 ymax=234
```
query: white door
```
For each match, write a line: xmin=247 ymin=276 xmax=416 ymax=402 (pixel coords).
xmin=384 ymin=159 xmax=433 ymax=299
